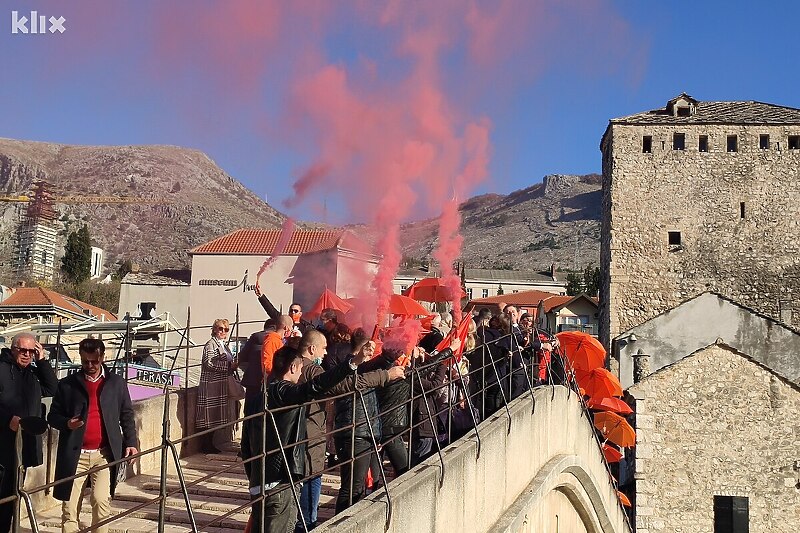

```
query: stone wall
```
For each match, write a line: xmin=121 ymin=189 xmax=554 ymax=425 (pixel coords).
xmin=600 ymin=123 xmax=800 ymax=345
xmin=314 ymin=386 xmax=631 ymax=533
xmin=629 ymin=344 xmax=800 ymax=532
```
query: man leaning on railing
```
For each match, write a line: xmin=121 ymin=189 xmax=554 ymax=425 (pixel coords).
xmin=0 ymin=333 xmax=57 ymax=533
xmin=248 ymin=342 xmax=373 ymax=533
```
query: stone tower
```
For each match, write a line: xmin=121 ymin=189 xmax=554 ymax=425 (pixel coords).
xmin=600 ymin=93 xmax=800 ymax=346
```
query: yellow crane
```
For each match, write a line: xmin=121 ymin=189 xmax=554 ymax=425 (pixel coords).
xmin=0 ymin=194 xmax=171 ymax=204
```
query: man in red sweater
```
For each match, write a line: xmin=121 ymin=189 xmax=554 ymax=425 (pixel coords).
xmin=48 ymin=338 xmax=138 ymax=533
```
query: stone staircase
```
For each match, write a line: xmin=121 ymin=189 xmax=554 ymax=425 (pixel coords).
xmin=23 ymin=451 xmax=343 ymax=532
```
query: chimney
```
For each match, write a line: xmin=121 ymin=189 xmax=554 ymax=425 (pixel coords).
xmin=131 ymin=263 xmax=141 ymax=274
xmin=632 ymin=349 xmax=651 ymax=384
xmin=550 ymin=263 xmax=556 ymax=280
xmin=17 ymin=281 xmax=26 ymax=288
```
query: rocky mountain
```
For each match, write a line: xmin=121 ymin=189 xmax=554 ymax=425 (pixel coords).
xmin=0 ymin=138 xmax=284 ymax=275
xmin=398 ymin=174 xmax=602 ymax=271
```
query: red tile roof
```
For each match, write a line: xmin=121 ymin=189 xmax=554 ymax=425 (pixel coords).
xmin=468 ymin=290 xmax=562 ymax=307
xmin=190 ymin=228 xmax=351 ymax=255
xmin=541 ymin=294 xmax=599 ymax=313
xmin=0 ymin=287 xmax=117 ymax=319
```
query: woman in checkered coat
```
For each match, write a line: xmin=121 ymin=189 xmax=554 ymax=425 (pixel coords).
xmin=195 ymin=318 xmax=238 ymax=453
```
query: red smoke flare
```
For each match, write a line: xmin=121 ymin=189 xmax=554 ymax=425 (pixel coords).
xmin=257 ymin=218 xmax=296 ymax=280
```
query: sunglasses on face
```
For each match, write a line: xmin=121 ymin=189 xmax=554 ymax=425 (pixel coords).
xmin=289 ymin=309 xmax=301 ymax=314
xmin=217 ymin=327 xmax=230 ymax=332
xmin=13 ymin=347 xmax=36 ymax=355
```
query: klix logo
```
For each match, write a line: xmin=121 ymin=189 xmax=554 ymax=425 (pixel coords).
xmin=11 ymin=10 xmax=66 ymax=34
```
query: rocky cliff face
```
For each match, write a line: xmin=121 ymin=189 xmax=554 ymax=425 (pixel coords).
xmin=398 ymin=173 xmax=602 ymax=271
xmin=0 ymin=138 xmax=285 ymax=276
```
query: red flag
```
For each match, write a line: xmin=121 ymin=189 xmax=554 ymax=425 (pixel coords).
xmin=435 ymin=312 xmax=471 ymax=361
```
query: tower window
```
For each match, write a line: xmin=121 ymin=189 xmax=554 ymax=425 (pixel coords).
xmin=759 ymin=134 xmax=769 ymax=150
xmin=676 ymin=106 xmax=690 ymax=117
xmin=789 ymin=135 xmax=800 ymax=150
xmin=740 ymin=202 xmax=745 ymax=219
xmin=714 ymin=495 xmax=748 ymax=533
xmin=673 ymin=133 xmax=685 ymax=150
xmin=727 ymin=135 xmax=738 ymax=152
xmin=642 ymin=136 xmax=652 ymax=153
xmin=699 ymin=135 xmax=708 ymax=152
xmin=668 ymin=231 xmax=682 ymax=246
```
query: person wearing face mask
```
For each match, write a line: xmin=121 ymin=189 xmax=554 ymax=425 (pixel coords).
xmin=0 ymin=332 xmax=57 ymax=533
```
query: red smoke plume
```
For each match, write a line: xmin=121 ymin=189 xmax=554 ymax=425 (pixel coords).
xmin=257 ymin=218 xmax=296 ymax=280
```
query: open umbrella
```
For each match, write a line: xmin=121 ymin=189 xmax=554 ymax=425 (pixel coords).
xmin=306 ymin=288 xmax=353 ymax=319
xmin=601 ymin=443 xmax=623 ymax=463
xmin=404 ymin=277 xmax=464 ymax=303
xmin=555 ymin=331 xmax=606 ymax=372
xmin=617 ymin=491 xmax=632 ymax=507
xmin=388 ymin=294 xmax=430 ymax=317
xmin=576 ymin=368 xmax=623 ymax=399
xmin=588 ymin=396 xmax=633 ymax=416
xmin=594 ymin=411 xmax=636 ymax=448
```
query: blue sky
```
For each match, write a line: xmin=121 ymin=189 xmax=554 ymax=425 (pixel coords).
xmin=2 ymin=1 xmax=799 ymax=222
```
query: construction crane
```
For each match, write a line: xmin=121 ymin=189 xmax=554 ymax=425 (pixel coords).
xmin=0 ymin=194 xmax=171 ymax=204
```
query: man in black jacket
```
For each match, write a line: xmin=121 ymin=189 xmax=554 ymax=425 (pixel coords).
xmin=48 ymin=338 xmax=139 ymax=533
xmin=248 ymin=343 xmax=370 ymax=533
xmin=254 ymin=283 xmax=313 ymax=334
xmin=0 ymin=333 xmax=57 ymax=533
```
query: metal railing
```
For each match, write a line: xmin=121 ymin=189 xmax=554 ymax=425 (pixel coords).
xmin=2 ymin=317 xmax=631 ymax=533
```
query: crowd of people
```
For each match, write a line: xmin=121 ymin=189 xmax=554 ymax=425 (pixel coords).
xmin=0 ymin=288 xmax=564 ymax=533
xmin=201 ymin=286 xmax=567 ymax=533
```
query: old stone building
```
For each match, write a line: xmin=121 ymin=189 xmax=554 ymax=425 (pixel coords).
xmin=599 ymin=93 xmax=800 ymax=346
xmin=628 ymin=341 xmax=800 ymax=532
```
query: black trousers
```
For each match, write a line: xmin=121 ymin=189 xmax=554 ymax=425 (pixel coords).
xmin=334 ymin=437 xmax=374 ymax=513
xmin=0 ymin=456 xmax=20 ymax=533
xmin=380 ymin=425 xmax=408 ymax=476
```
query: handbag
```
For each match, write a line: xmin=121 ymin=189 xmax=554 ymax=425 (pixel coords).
xmin=227 ymin=372 xmax=246 ymax=401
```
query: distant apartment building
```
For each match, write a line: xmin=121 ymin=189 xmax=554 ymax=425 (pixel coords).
xmin=600 ymin=93 xmax=800 ymax=347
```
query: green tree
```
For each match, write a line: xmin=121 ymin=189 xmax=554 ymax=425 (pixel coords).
xmin=113 ymin=259 xmax=133 ymax=281
xmin=566 ymin=272 xmax=584 ymax=296
xmin=584 ymin=263 xmax=601 ymax=297
xmin=497 ymin=284 xmax=504 ymax=296
xmin=61 ymin=225 xmax=92 ymax=284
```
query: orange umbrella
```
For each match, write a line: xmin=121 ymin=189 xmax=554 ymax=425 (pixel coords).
xmin=576 ymin=368 xmax=623 ymax=399
xmin=601 ymin=443 xmax=622 ymax=463
xmin=617 ymin=491 xmax=631 ymax=507
xmin=306 ymin=288 xmax=353 ymax=319
xmin=588 ymin=396 xmax=633 ymax=415
xmin=593 ymin=411 xmax=636 ymax=448
xmin=555 ymin=331 xmax=606 ymax=372
xmin=388 ymin=294 xmax=430 ymax=317
xmin=404 ymin=277 xmax=465 ymax=303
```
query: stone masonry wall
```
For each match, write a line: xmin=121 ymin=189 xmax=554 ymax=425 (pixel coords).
xmin=600 ymin=123 xmax=800 ymax=344
xmin=630 ymin=344 xmax=800 ymax=533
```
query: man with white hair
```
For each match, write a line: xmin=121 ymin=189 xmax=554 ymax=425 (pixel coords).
xmin=418 ymin=313 xmax=444 ymax=353
xmin=0 ymin=333 xmax=57 ymax=532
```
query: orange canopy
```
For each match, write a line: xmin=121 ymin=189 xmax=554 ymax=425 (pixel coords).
xmin=588 ymin=396 xmax=633 ymax=416
xmin=306 ymin=288 xmax=353 ymax=319
xmin=576 ymin=368 xmax=623 ymax=400
xmin=388 ymin=294 xmax=430 ymax=317
xmin=601 ymin=443 xmax=623 ymax=463
xmin=617 ymin=491 xmax=632 ymax=507
xmin=555 ymin=331 xmax=606 ymax=372
xmin=593 ymin=411 xmax=636 ymax=448
xmin=404 ymin=277 xmax=465 ymax=303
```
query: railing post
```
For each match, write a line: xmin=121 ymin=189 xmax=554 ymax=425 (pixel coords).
xmin=13 ymin=429 xmax=23 ymax=533
xmin=348 ymin=390 xmax=357 ymax=508
xmin=452 ymin=356 xmax=481 ymax=458
xmin=411 ymin=368 xmax=446 ymax=486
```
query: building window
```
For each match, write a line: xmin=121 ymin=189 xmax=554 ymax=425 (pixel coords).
xmin=466 ymin=288 xmax=473 ymax=299
xmin=789 ymin=135 xmax=800 ymax=150
xmin=673 ymin=133 xmax=685 ymax=150
xmin=41 ymin=251 xmax=47 ymax=265
xmin=740 ymin=202 xmax=745 ymax=219
xmin=699 ymin=135 xmax=708 ymax=152
xmin=713 ymin=495 xmax=748 ymax=533
xmin=668 ymin=231 xmax=682 ymax=246
xmin=400 ymin=285 xmax=408 ymax=292
xmin=676 ymin=106 xmax=690 ymax=117
xmin=481 ymin=288 xmax=489 ymax=298
xmin=642 ymin=136 xmax=652 ymax=153
xmin=727 ymin=135 xmax=738 ymax=152
xmin=759 ymin=134 xmax=769 ymax=150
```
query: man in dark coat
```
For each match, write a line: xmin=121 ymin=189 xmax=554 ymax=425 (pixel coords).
xmin=254 ymin=283 xmax=313 ymax=334
xmin=48 ymin=338 xmax=138 ymax=533
xmin=0 ymin=333 xmax=57 ymax=533
xmin=247 ymin=344 xmax=370 ymax=533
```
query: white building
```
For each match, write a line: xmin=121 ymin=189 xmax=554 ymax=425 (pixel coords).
xmin=90 ymin=246 xmax=104 ymax=279
xmin=188 ymin=228 xmax=379 ymax=338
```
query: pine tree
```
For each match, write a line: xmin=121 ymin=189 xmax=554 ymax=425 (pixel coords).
xmin=61 ymin=225 xmax=92 ymax=284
